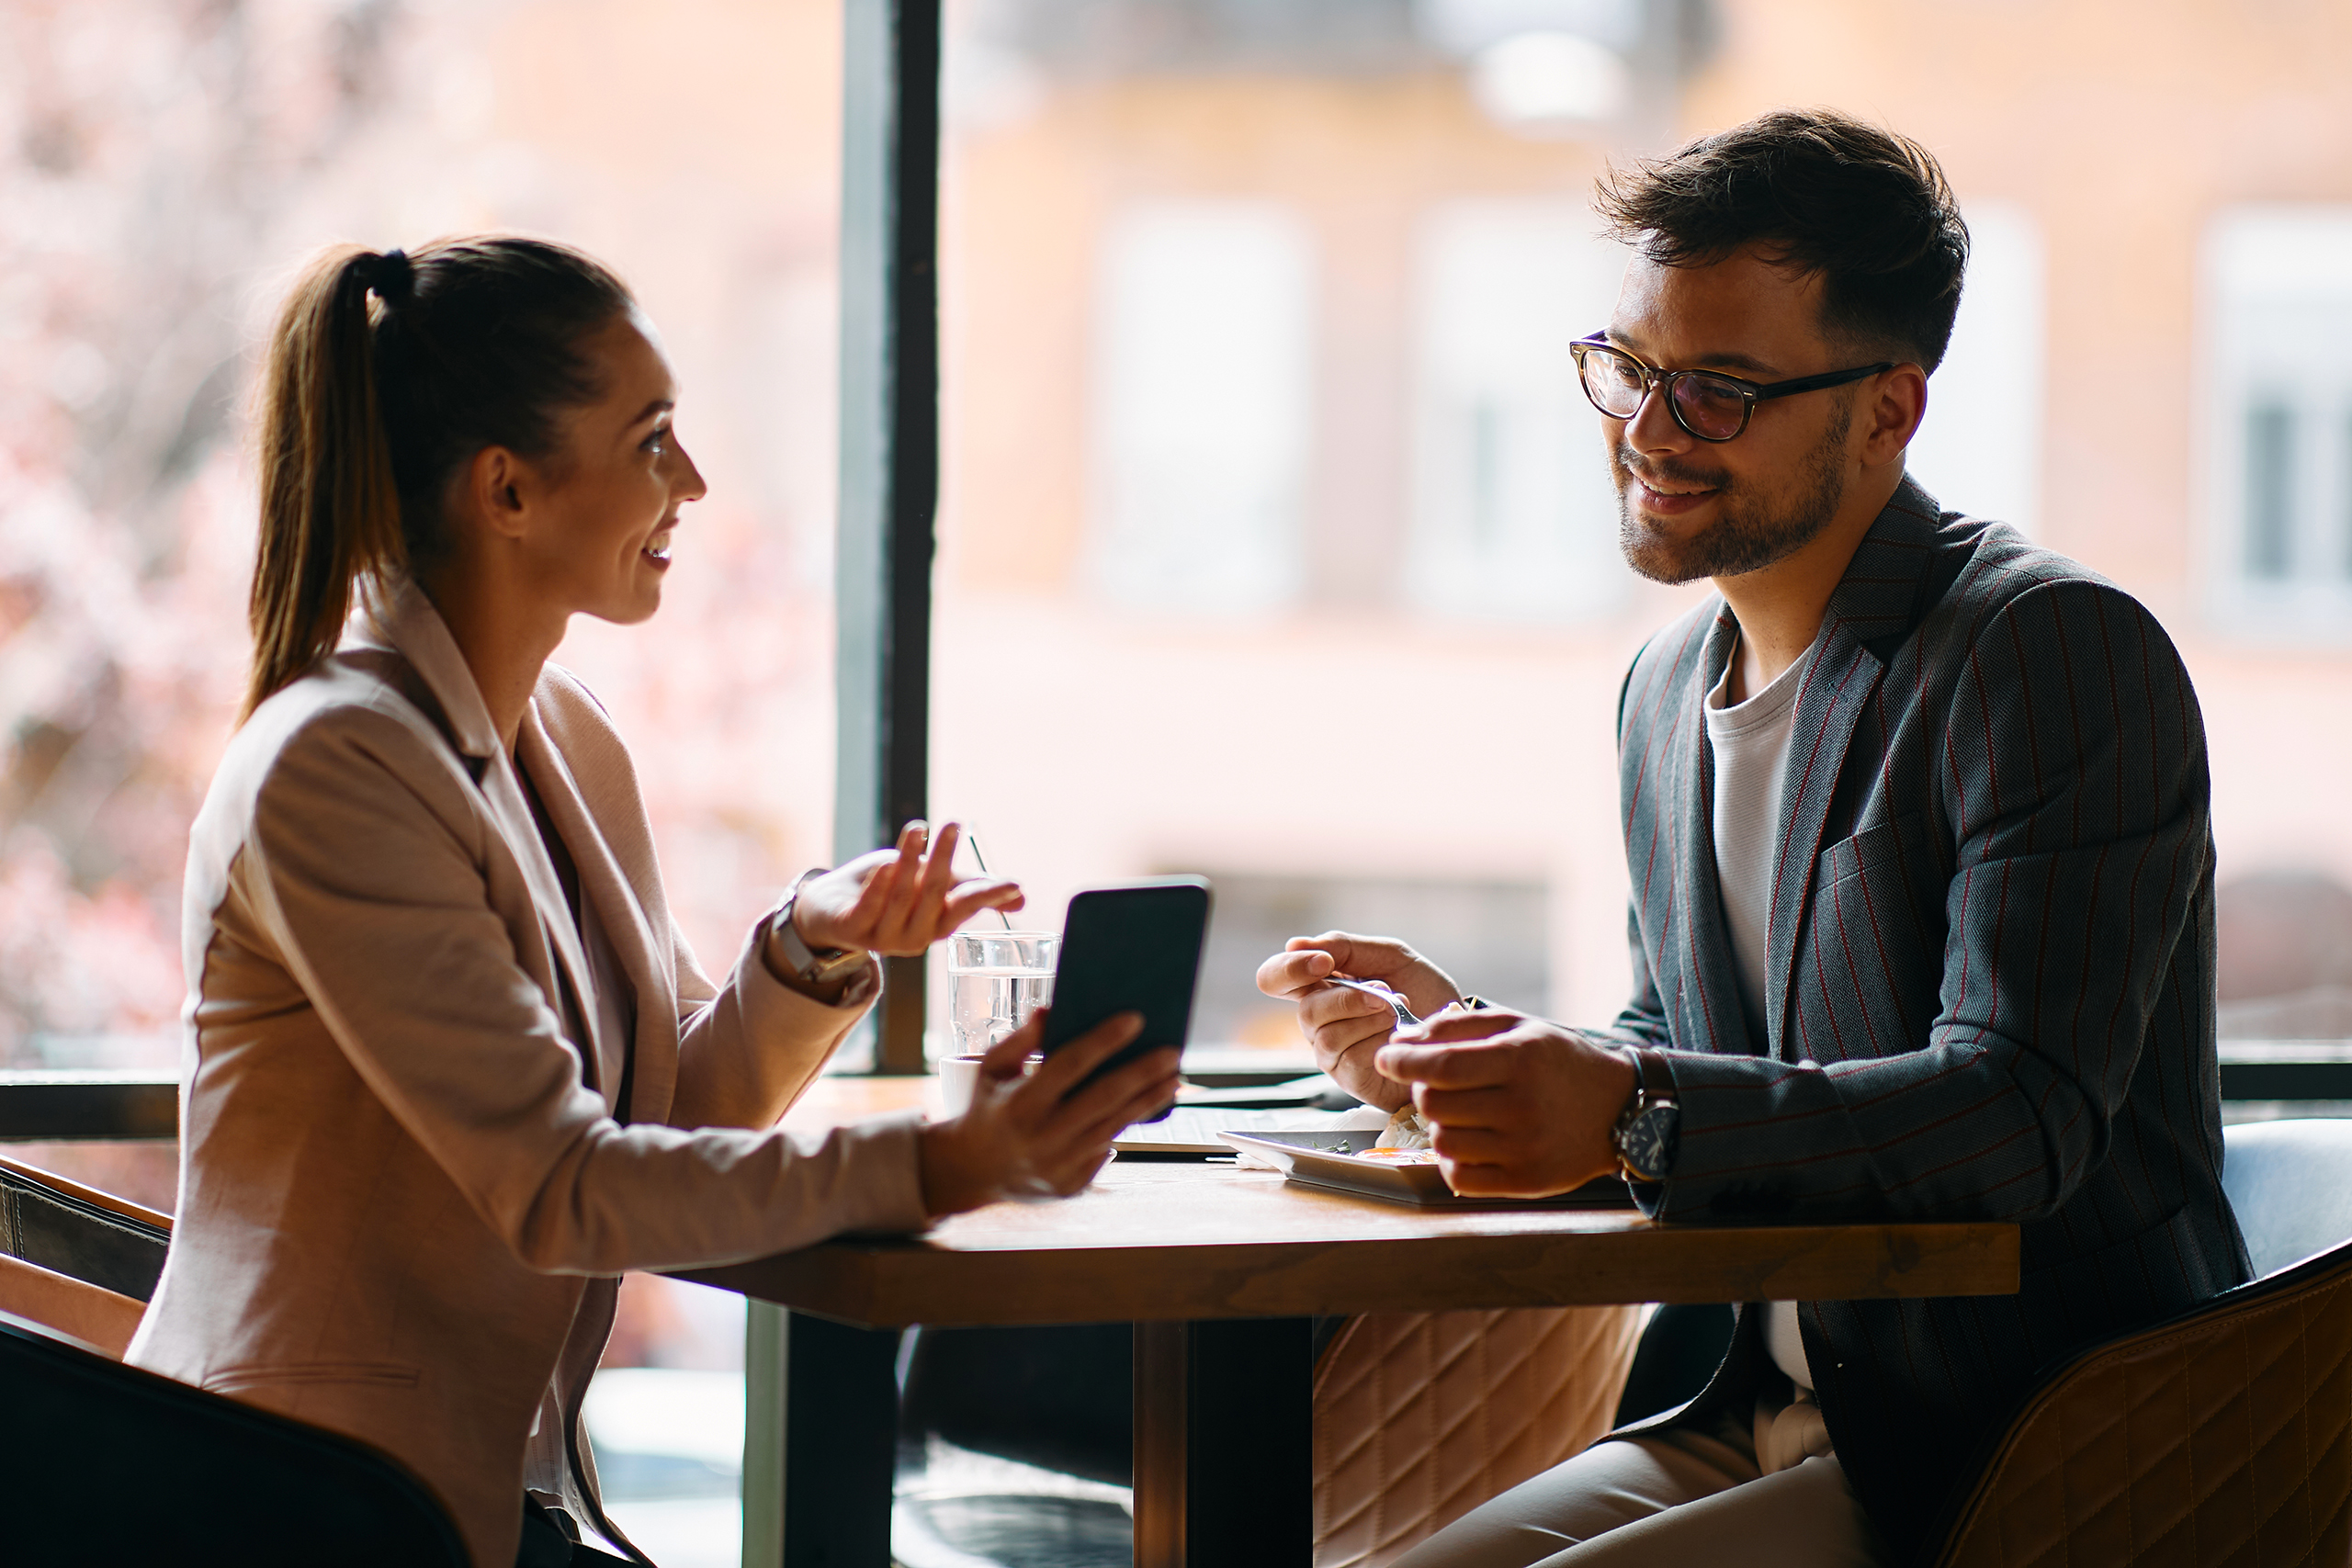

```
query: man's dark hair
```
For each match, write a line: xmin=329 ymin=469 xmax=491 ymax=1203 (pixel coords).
xmin=1595 ymin=108 xmax=1969 ymax=372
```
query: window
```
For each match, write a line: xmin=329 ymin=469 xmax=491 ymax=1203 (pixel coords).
xmin=1406 ymin=199 xmax=1628 ymax=622
xmin=2203 ymin=206 xmax=2352 ymax=639
xmin=1089 ymin=200 xmax=1315 ymax=614
xmin=1905 ymin=202 xmax=2045 ymax=536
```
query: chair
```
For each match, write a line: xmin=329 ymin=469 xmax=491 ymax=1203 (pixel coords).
xmin=0 ymin=1155 xmax=469 ymax=1566
xmin=1928 ymin=1119 xmax=2352 ymax=1566
xmin=0 ymin=1151 xmax=171 ymax=1356
xmin=1610 ymin=1302 xmax=1736 ymax=1427
xmin=2213 ymin=1118 xmax=2352 ymax=1279
xmin=895 ymin=1304 xmax=1645 ymax=1568
xmin=1312 ymin=1303 xmax=1645 ymax=1567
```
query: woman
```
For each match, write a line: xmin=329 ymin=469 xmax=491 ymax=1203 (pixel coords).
xmin=124 ymin=237 xmax=1176 ymax=1568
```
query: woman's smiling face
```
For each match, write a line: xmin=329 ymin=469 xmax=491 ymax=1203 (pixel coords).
xmin=527 ymin=308 xmax=707 ymax=626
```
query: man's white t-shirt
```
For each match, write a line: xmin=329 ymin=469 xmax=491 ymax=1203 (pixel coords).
xmin=1703 ymin=629 xmax=1819 ymax=1393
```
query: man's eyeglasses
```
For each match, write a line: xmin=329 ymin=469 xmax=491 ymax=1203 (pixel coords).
xmin=1569 ymin=333 xmax=1894 ymax=443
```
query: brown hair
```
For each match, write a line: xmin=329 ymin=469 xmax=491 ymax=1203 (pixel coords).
xmin=1594 ymin=108 xmax=1970 ymax=372
xmin=243 ymin=236 xmax=633 ymax=717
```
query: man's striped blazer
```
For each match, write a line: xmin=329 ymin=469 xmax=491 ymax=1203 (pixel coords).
xmin=1609 ymin=475 xmax=2249 ymax=1562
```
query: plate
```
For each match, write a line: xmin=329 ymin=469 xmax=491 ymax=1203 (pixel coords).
xmin=1216 ymin=1129 xmax=1638 ymax=1210
xmin=1113 ymin=1107 xmax=1369 ymax=1157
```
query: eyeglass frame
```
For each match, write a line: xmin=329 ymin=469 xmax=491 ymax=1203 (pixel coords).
xmin=1569 ymin=333 xmax=1896 ymax=443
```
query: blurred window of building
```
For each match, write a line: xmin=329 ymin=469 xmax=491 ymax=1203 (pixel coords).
xmin=2203 ymin=206 xmax=2352 ymax=641
xmin=1415 ymin=0 xmax=1647 ymax=132
xmin=1089 ymin=200 xmax=1316 ymax=615
xmin=1905 ymin=202 xmax=2045 ymax=536
xmin=1406 ymin=200 xmax=1629 ymax=622
xmin=1000 ymin=0 xmax=1431 ymax=75
xmin=2215 ymin=871 xmax=2352 ymax=1042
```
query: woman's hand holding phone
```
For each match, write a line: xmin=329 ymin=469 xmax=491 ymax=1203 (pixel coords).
xmin=791 ymin=820 xmax=1023 ymax=957
xmin=917 ymin=1007 xmax=1180 ymax=1217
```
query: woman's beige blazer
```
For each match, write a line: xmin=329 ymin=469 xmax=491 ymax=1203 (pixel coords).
xmin=128 ymin=585 xmax=927 ymax=1567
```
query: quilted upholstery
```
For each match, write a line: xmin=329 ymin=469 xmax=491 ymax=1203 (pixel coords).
xmin=1314 ymin=1304 xmax=1645 ymax=1568
xmin=1932 ymin=1247 xmax=2352 ymax=1568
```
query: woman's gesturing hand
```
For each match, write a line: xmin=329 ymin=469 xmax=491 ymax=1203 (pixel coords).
xmin=917 ymin=1009 xmax=1180 ymax=1217
xmin=792 ymin=820 xmax=1023 ymax=957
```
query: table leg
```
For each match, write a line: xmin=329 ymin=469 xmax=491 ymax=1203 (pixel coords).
xmin=780 ymin=1311 xmax=901 ymax=1568
xmin=1133 ymin=1317 xmax=1313 ymax=1567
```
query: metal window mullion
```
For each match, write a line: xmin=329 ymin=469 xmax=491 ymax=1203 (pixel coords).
xmin=833 ymin=0 xmax=940 ymax=1077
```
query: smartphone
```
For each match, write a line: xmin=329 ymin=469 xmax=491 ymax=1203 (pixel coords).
xmin=1037 ymin=877 xmax=1212 ymax=1090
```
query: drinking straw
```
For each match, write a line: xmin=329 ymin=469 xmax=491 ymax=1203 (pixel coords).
xmin=964 ymin=829 xmax=1017 ymax=931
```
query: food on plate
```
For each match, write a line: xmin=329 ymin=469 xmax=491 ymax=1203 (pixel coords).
xmin=1351 ymin=1104 xmax=1439 ymax=1162
xmin=1372 ymin=1103 xmax=1435 ymax=1151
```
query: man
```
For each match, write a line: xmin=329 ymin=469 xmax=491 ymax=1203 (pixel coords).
xmin=1258 ymin=109 xmax=2245 ymax=1566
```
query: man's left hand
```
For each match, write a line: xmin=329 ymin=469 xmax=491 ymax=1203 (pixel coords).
xmin=1375 ymin=1009 xmax=1637 ymax=1198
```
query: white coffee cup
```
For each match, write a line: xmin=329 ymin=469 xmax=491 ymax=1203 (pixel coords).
xmin=936 ymin=1050 xmax=1047 ymax=1115
xmin=938 ymin=1054 xmax=989 ymax=1115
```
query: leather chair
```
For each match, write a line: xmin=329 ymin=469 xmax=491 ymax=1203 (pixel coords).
xmin=897 ymin=1303 xmax=1645 ymax=1568
xmin=1928 ymin=1119 xmax=2352 ymax=1566
xmin=0 ymin=1156 xmax=469 ymax=1566
xmin=1313 ymin=1303 xmax=1645 ymax=1567
xmin=0 ymin=1152 xmax=170 ymax=1355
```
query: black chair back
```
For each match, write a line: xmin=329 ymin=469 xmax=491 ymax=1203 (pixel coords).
xmin=899 ymin=1323 xmax=1134 ymax=1484
xmin=0 ymin=1311 xmax=468 ymax=1567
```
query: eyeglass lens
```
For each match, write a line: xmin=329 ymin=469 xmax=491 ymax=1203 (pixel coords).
xmin=1578 ymin=346 xmax=1750 ymax=441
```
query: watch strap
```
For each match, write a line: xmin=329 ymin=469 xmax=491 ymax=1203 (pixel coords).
xmin=1612 ymin=1047 xmax=1679 ymax=1184
xmin=1631 ymin=1045 xmax=1677 ymax=1103
xmin=773 ymin=878 xmax=868 ymax=987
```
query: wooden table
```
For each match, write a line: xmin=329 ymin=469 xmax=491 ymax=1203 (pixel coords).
xmin=687 ymin=1078 xmax=2020 ymax=1568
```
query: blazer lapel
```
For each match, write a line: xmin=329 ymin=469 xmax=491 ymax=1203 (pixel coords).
xmin=1761 ymin=479 xmax=1945 ymax=1056
xmin=515 ymin=710 xmax=679 ymax=1122
xmin=1663 ymin=604 xmax=1754 ymax=1055
xmin=357 ymin=584 xmax=602 ymax=1085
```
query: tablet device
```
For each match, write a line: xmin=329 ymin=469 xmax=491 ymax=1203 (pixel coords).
xmin=1037 ymin=877 xmax=1212 ymax=1090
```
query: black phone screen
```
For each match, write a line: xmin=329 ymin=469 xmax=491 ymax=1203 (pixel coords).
xmin=1037 ymin=878 xmax=1212 ymax=1083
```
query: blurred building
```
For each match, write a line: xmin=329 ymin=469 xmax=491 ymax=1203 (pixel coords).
xmin=7 ymin=0 xmax=2352 ymax=1062
xmin=931 ymin=0 xmax=2352 ymax=1040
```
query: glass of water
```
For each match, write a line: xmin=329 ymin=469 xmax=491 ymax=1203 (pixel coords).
xmin=946 ymin=931 xmax=1057 ymax=1058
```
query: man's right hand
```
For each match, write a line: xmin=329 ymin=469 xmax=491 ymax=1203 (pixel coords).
xmin=1254 ymin=931 xmax=1464 ymax=1111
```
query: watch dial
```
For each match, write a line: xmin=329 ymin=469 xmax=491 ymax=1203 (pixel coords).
xmin=1626 ymin=1107 xmax=1678 ymax=1180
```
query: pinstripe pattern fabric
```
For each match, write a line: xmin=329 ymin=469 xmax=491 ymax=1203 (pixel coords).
xmin=1607 ymin=477 xmax=2250 ymax=1564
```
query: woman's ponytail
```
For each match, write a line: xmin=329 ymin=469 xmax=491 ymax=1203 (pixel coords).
xmin=240 ymin=236 xmax=631 ymax=719
xmin=243 ymin=246 xmax=410 ymax=719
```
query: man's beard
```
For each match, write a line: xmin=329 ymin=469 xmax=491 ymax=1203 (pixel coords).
xmin=1613 ymin=398 xmax=1852 ymax=585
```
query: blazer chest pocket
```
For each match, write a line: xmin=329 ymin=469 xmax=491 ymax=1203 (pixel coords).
xmin=1802 ymin=814 xmax=1941 ymax=1053
xmin=1817 ymin=813 xmax=1925 ymax=891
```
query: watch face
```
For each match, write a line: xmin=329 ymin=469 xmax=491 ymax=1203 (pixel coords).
xmin=1621 ymin=1103 xmax=1679 ymax=1181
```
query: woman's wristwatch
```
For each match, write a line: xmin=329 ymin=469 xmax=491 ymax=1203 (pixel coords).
xmin=1611 ymin=1048 xmax=1681 ymax=1184
xmin=771 ymin=875 xmax=869 ymax=990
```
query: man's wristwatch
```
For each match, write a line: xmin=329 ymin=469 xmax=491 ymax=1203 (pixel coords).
xmin=771 ymin=875 xmax=869 ymax=989
xmin=1611 ymin=1048 xmax=1680 ymax=1184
